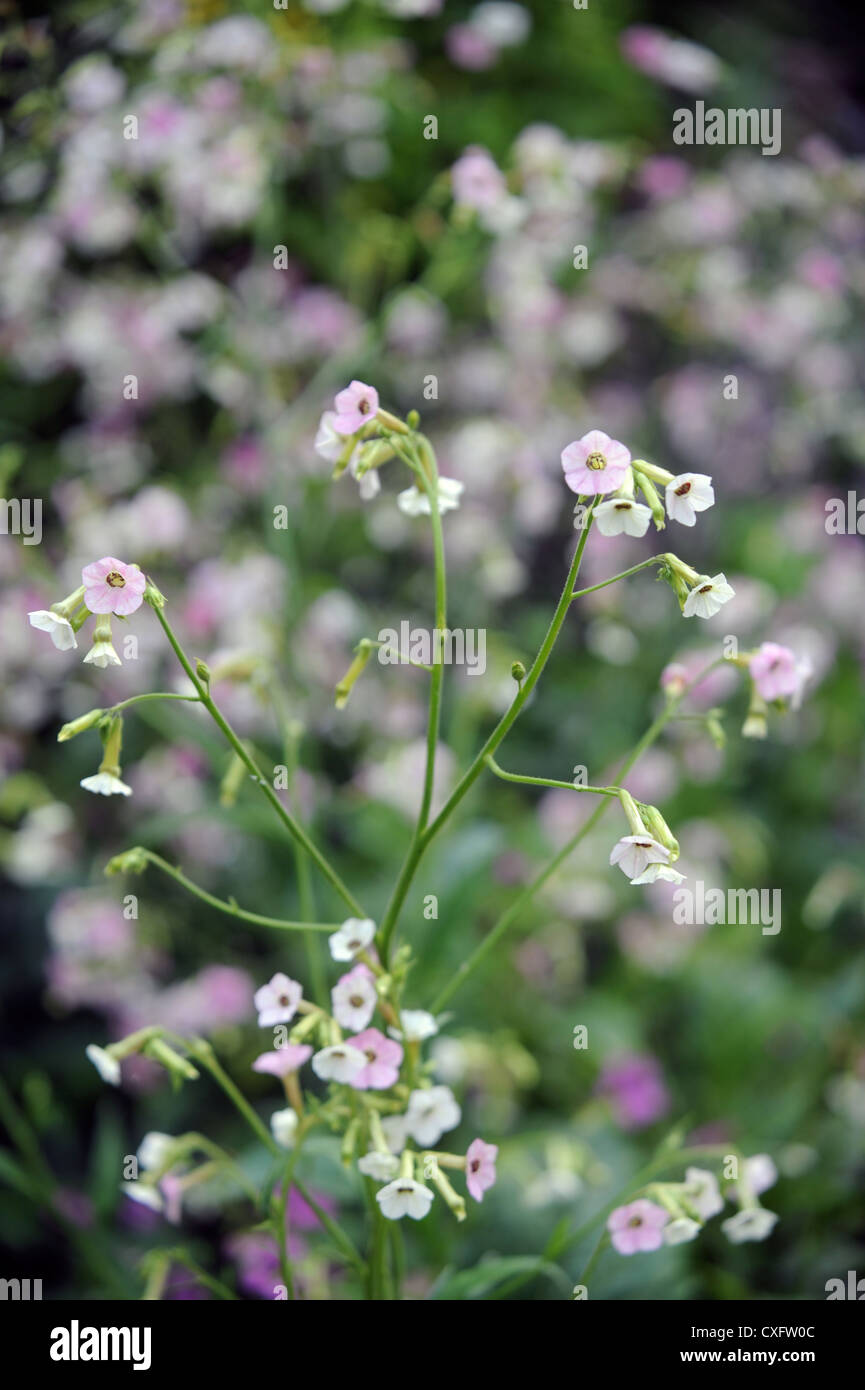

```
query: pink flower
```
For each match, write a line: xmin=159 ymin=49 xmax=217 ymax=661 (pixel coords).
xmin=561 ymin=430 xmax=632 ymax=496
xmin=451 ymin=145 xmax=508 ymax=210
xmin=332 ymin=967 xmax=377 ymax=1033
xmin=81 ymin=557 xmax=146 ymax=616
xmin=607 ymin=1198 xmax=668 ymax=1254
xmin=333 ymin=380 xmax=379 ymax=436
xmin=254 ymin=972 xmax=302 ymax=1028
xmin=596 ymin=1053 xmax=671 ymax=1130
xmin=465 ymin=1138 xmax=498 ymax=1202
xmin=252 ymin=1045 xmax=312 ymax=1077
xmin=346 ymin=1028 xmax=403 ymax=1090
xmin=749 ymin=643 xmax=799 ymax=702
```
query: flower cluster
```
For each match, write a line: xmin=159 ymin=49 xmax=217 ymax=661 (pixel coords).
xmin=608 ymin=1156 xmax=779 ymax=1255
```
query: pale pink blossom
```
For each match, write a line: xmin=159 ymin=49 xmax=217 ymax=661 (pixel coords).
xmin=254 ymin=973 xmax=302 ymax=1028
xmin=332 ymin=967 xmax=377 ymax=1033
xmin=252 ymin=1046 xmax=312 ymax=1077
xmin=346 ymin=1027 xmax=403 ymax=1090
xmin=81 ymin=557 xmax=146 ymax=616
xmin=748 ymin=643 xmax=799 ymax=701
xmin=561 ymin=430 xmax=632 ymax=496
xmin=333 ymin=380 xmax=379 ymax=435
xmin=608 ymin=1198 xmax=668 ymax=1254
xmin=465 ymin=1138 xmax=498 ymax=1202
xmin=451 ymin=145 xmax=508 ymax=210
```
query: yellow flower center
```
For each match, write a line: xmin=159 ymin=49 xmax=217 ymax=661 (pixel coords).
xmin=106 ymin=571 xmax=126 ymax=588
xmin=586 ymin=451 xmax=607 ymax=470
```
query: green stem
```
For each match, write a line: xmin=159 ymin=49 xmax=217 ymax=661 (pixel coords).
xmin=429 ymin=658 xmax=723 ymax=1012
xmin=484 ymin=755 xmax=619 ymax=798
xmin=108 ymin=692 xmax=202 ymax=713
xmin=378 ymin=500 xmax=598 ymax=961
xmin=570 ymin=554 xmax=666 ymax=600
xmin=152 ymin=604 xmax=365 ymax=916
xmin=129 ymin=849 xmax=336 ymax=934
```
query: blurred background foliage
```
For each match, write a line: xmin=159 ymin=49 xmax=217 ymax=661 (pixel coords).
xmin=1 ymin=0 xmax=864 ymax=1298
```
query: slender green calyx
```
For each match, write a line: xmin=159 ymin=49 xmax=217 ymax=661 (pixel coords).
xmin=335 ymin=639 xmax=374 ymax=710
xmin=57 ymin=707 xmax=105 ymax=743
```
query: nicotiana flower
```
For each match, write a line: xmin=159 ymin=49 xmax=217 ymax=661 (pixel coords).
xmin=86 ymin=1043 xmax=120 ymax=1086
xmin=450 ymin=144 xmax=508 ymax=210
xmin=593 ymin=497 xmax=652 ymax=537
xmin=682 ymin=573 xmax=735 ymax=619
xmin=561 ymin=430 xmax=632 ymax=496
xmin=28 ymin=610 xmax=78 ymax=650
xmin=332 ymin=968 xmax=377 ymax=1033
xmin=405 ymin=1085 xmax=462 ymax=1147
xmin=664 ymin=1216 xmax=702 ymax=1245
xmin=358 ymin=1151 xmax=400 ymax=1182
xmin=388 ymin=1009 xmax=439 ymax=1042
xmin=349 ymin=450 xmax=381 ymax=501
xmin=252 ymin=1045 xmax=313 ymax=1077
xmin=629 ymin=861 xmax=685 ymax=885
xmin=271 ymin=1108 xmax=299 ymax=1149
xmin=465 ymin=1139 xmax=498 ymax=1202
xmin=376 ymin=1177 xmax=434 ymax=1221
xmin=665 ymin=473 xmax=715 ymax=526
xmin=607 ymin=1198 xmax=668 ymax=1254
xmin=721 ymin=1207 xmax=778 ymax=1244
xmin=80 ymin=770 xmax=132 ymax=797
xmin=314 ymin=410 xmax=348 ymax=463
xmin=83 ymin=613 xmax=122 ymax=668
xmin=333 ymin=380 xmax=380 ymax=436
xmin=121 ymin=1180 xmax=163 ymax=1213
xmin=397 ymin=476 xmax=464 ymax=517
xmin=329 ymin=917 xmax=376 ymax=962
xmin=748 ymin=643 xmax=800 ymax=702
xmin=254 ymin=973 xmax=302 ymax=1028
xmin=735 ymin=1153 xmax=778 ymax=1201
xmin=82 ymin=556 xmax=146 ymax=616
xmin=311 ymin=1043 xmax=367 ymax=1085
xmin=683 ymin=1166 xmax=724 ymax=1221
xmin=610 ymin=835 xmax=670 ymax=881
xmin=137 ymin=1132 xmax=175 ymax=1173
xmin=346 ymin=1027 xmax=403 ymax=1090
xmin=381 ymin=1113 xmax=411 ymax=1153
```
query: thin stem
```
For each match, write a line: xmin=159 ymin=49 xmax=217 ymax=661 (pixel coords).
xmin=484 ymin=755 xmax=619 ymax=798
xmin=129 ymin=849 xmax=337 ymax=934
xmin=378 ymin=502 xmax=597 ymax=961
xmin=570 ymin=554 xmax=666 ymax=601
xmin=429 ymin=658 xmax=724 ymax=1012
xmin=152 ymin=604 xmax=366 ymax=917
xmin=109 ymin=692 xmax=203 ymax=713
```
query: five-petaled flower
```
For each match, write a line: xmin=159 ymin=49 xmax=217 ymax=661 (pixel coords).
xmin=749 ymin=643 xmax=800 ymax=702
xmin=82 ymin=557 xmax=146 ymax=616
xmin=254 ymin=973 xmax=302 ymax=1028
xmin=610 ymin=834 xmax=670 ymax=882
xmin=664 ymin=473 xmax=715 ymax=526
xmin=405 ymin=1085 xmax=461 ymax=1147
xmin=561 ymin=430 xmax=632 ymax=496
xmin=332 ymin=967 xmax=378 ymax=1034
xmin=333 ymin=380 xmax=380 ymax=436
xmin=465 ymin=1138 xmax=498 ymax=1202
xmin=682 ymin=573 xmax=735 ymax=619
xmin=346 ymin=1027 xmax=403 ymax=1090
xmin=607 ymin=1198 xmax=669 ymax=1254
xmin=376 ymin=1177 xmax=434 ymax=1221
xmin=329 ymin=917 xmax=376 ymax=962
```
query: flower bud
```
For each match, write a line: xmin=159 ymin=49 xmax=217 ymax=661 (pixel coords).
xmin=57 ymin=708 xmax=105 ymax=743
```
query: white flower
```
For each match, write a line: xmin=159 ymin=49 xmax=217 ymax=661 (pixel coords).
xmin=83 ymin=638 xmax=122 ymax=668
xmin=593 ymin=498 xmax=653 ymax=538
xmin=397 ymin=477 xmax=464 ymax=517
xmin=381 ymin=1113 xmax=410 ymax=1153
xmin=349 ymin=452 xmax=382 ymax=502
xmin=331 ymin=973 xmax=377 ymax=1032
xmin=358 ymin=1151 xmax=400 ymax=1181
xmin=311 ymin=1043 xmax=367 ymax=1085
xmin=664 ymin=1217 xmax=702 ymax=1245
xmin=271 ymin=1108 xmax=299 ymax=1149
xmin=86 ymin=1043 xmax=120 ymax=1086
xmin=609 ymin=835 xmax=670 ymax=881
xmin=736 ymin=1153 xmax=778 ymax=1201
xmin=388 ymin=1009 xmax=439 ymax=1042
xmin=137 ymin=1132 xmax=175 ymax=1173
xmin=630 ymin=862 xmax=686 ymax=885
xmin=120 ymin=1181 xmax=163 ymax=1212
xmin=683 ymin=1166 xmax=724 ymax=1221
xmin=254 ymin=972 xmax=302 ymax=1028
xmin=376 ymin=1177 xmax=434 ymax=1221
xmin=721 ymin=1207 xmax=778 ymax=1244
xmin=328 ymin=918 xmax=376 ymax=962
xmin=405 ymin=1085 xmax=461 ymax=1147
xmin=28 ymin=610 xmax=78 ymax=651
xmin=682 ymin=573 xmax=735 ymax=619
xmin=314 ymin=410 xmax=346 ymax=463
xmin=665 ymin=473 xmax=715 ymax=526
xmin=80 ymin=772 xmax=132 ymax=797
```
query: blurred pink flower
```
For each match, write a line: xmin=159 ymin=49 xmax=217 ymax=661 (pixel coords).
xmin=749 ymin=642 xmax=800 ymax=701
xmin=608 ymin=1198 xmax=668 ymax=1254
xmin=252 ymin=1045 xmax=313 ymax=1077
xmin=465 ymin=1138 xmax=498 ymax=1202
xmin=346 ymin=1027 xmax=403 ymax=1090
xmin=596 ymin=1053 xmax=671 ymax=1130
xmin=333 ymin=380 xmax=379 ymax=435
